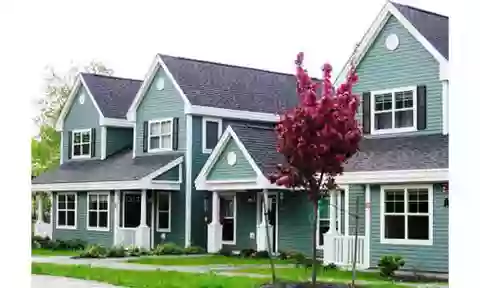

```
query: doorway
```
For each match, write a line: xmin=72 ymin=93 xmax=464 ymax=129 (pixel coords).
xmin=257 ymin=193 xmax=278 ymax=253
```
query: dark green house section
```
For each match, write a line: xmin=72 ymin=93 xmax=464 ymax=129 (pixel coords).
xmin=153 ymin=165 xmax=180 ymax=181
xmin=52 ymin=191 xmax=114 ymax=247
xmin=369 ymin=184 xmax=448 ymax=272
xmin=62 ymin=86 xmax=102 ymax=161
xmin=353 ymin=15 xmax=443 ymax=136
xmin=106 ymin=127 xmax=133 ymax=157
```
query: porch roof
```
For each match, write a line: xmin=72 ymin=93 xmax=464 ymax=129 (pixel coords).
xmin=31 ymin=149 xmax=183 ymax=185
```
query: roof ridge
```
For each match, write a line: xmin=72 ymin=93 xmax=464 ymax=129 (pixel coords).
xmin=391 ymin=1 xmax=448 ymax=19
xmin=159 ymin=53 xmax=323 ymax=81
xmin=230 ymin=123 xmax=275 ymax=131
xmin=81 ymin=72 xmax=143 ymax=83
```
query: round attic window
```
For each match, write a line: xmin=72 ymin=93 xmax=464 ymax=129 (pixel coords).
xmin=385 ymin=34 xmax=399 ymax=51
xmin=227 ymin=151 xmax=237 ymax=166
xmin=78 ymin=93 xmax=85 ymax=104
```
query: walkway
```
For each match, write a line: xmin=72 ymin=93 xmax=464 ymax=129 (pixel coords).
xmin=32 ymin=275 xmax=123 ymax=288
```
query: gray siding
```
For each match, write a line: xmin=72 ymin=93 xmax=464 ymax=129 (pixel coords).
xmin=62 ymin=86 xmax=102 ymax=161
xmin=370 ymin=184 xmax=448 ymax=272
xmin=348 ymin=185 xmax=366 ymax=236
xmin=52 ymin=191 xmax=114 ymax=247
xmin=106 ymin=127 xmax=133 ymax=157
xmin=135 ymin=69 xmax=186 ymax=156
xmin=153 ymin=165 xmax=180 ymax=181
xmin=353 ymin=15 xmax=443 ymax=136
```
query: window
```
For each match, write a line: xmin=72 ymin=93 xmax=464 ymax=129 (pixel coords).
xmin=87 ymin=193 xmax=110 ymax=230
xmin=372 ymin=87 xmax=416 ymax=134
xmin=72 ymin=129 xmax=91 ymax=158
xmin=157 ymin=193 xmax=171 ymax=232
xmin=220 ymin=195 xmax=236 ymax=244
xmin=148 ymin=119 xmax=173 ymax=152
xmin=202 ymin=118 xmax=222 ymax=153
xmin=56 ymin=193 xmax=76 ymax=229
xmin=122 ymin=192 xmax=141 ymax=228
xmin=317 ymin=197 xmax=331 ymax=247
xmin=381 ymin=185 xmax=433 ymax=245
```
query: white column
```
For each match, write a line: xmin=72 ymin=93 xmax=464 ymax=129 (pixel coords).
xmin=328 ymin=190 xmax=338 ymax=233
xmin=207 ymin=191 xmax=223 ymax=253
xmin=323 ymin=190 xmax=338 ymax=265
xmin=36 ymin=194 xmax=44 ymax=223
xmin=114 ymin=191 xmax=120 ymax=246
xmin=140 ymin=189 xmax=147 ymax=226
xmin=364 ymin=184 xmax=372 ymax=269
xmin=336 ymin=191 xmax=342 ymax=234
xmin=135 ymin=189 xmax=151 ymax=249
xmin=256 ymin=190 xmax=273 ymax=251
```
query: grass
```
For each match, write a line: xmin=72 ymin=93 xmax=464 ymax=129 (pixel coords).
xmin=128 ymin=255 xmax=292 ymax=266
xmin=32 ymin=248 xmax=79 ymax=257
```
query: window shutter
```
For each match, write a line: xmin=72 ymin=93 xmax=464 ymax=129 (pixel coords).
xmin=143 ymin=121 xmax=148 ymax=153
xmin=362 ymin=92 xmax=371 ymax=134
xmin=67 ymin=131 xmax=72 ymax=159
xmin=173 ymin=118 xmax=179 ymax=150
xmin=91 ymin=128 xmax=96 ymax=157
xmin=417 ymin=85 xmax=427 ymax=130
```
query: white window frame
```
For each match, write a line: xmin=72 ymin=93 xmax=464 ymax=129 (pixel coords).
xmin=71 ymin=129 xmax=92 ymax=159
xmin=202 ymin=117 xmax=222 ymax=154
xmin=148 ymin=118 xmax=174 ymax=153
xmin=221 ymin=194 xmax=237 ymax=245
xmin=56 ymin=192 xmax=77 ymax=229
xmin=156 ymin=192 xmax=172 ymax=232
xmin=86 ymin=192 xmax=110 ymax=231
xmin=380 ymin=184 xmax=434 ymax=246
xmin=121 ymin=191 xmax=141 ymax=229
xmin=316 ymin=196 xmax=331 ymax=249
xmin=371 ymin=86 xmax=417 ymax=135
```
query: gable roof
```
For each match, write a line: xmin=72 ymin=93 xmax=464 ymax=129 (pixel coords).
xmin=335 ymin=0 xmax=449 ymax=84
xmin=81 ymin=73 xmax=142 ymax=119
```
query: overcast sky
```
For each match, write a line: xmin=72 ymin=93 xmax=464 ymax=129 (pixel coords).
xmin=26 ymin=0 xmax=450 ymax=136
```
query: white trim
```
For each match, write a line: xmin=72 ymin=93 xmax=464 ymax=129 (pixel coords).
xmin=150 ymin=192 xmax=155 ymax=249
xmin=186 ymin=105 xmax=280 ymax=123
xmin=71 ymin=129 xmax=92 ymax=159
xmin=86 ymin=192 xmax=111 ymax=232
xmin=365 ymin=184 xmax=371 ymax=267
xmin=142 ymin=156 xmax=184 ymax=182
xmin=336 ymin=169 xmax=448 ymax=184
xmin=121 ymin=191 xmax=141 ymax=228
xmin=99 ymin=117 xmax=134 ymax=128
xmin=379 ymin=184 xmax=434 ymax=246
xmin=147 ymin=118 xmax=174 ymax=153
xmin=316 ymin=196 xmax=332 ymax=250
xmin=370 ymin=86 xmax=417 ymax=135
xmin=255 ymin=191 xmax=279 ymax=253
xmin=32 ymin=180 xmax=180 ymax=192
xmin=60 ymin=134 xmax=64 ymax=164
xmin=185 ymin=114 xmax=193 ymax=247
xmin=202 ymin=117 xmax=223 ymax=154
xmin=100 ymin=127 xmax=107 ymax=160
xmin=132 ymin=122 xmax=137 ymax=159
xmin=156 ymin=192 xmax=172 ymax=232
xmin=442 ymin=80 xmax=449 ymax=135
xmin=126 ymin=54 xmax=192 ymax=121
xmin=343 ymin=185 xmax=350 ymax=236
xmin=221 ymin=194 xmax=237 ymax=245
xmin=335 ymin=1 xmax=448 ymax=85
xmin=55 ymin=192 xmax=77 ymax=230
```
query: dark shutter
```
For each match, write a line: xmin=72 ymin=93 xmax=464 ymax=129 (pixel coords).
xmin=91 ymin=128 xmax=96 ymax=157
xmin=143 ymin=121 xmax=148 ymax=153
xmin=362 ymin=92 xmax=371 ymax=134
xmin=417 ymin=85 xmax=427 ymax=130
xmin=172 ymin=117 xmax=179 ymax=150
xmin=67 ymin=131 xmax=73 ymax=159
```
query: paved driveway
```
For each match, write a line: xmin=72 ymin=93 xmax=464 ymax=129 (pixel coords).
xmin=31 ymin=275 xmax=122 ymax=288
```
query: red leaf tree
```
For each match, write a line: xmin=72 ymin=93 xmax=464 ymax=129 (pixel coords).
xmin=269 ymin=52 xmax=362 ymax=285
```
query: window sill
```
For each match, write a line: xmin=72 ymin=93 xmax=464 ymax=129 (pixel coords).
xmin=380 ymin=238 xmax=433 ymax=246
xmin=147 ymin=148 xmax=173 ymax=153
xmin=71 ymin=155 xmax=92 ymax=160
xmin=202 ymin=148 xmax=213 ymax=154
xmin=222 ymin=241 xmax=236 ymax=245
xmin=87 ymin=227 xmax=110 ymax=232
xmin=371 ymin=127 xmax=417 ymax=135
xmin=56 ymin=225 xmax=77 ymax=230
xmin=156 ymin=228 xmax=171 ymax=233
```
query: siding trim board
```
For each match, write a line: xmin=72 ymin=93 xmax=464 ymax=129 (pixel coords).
xmin=335 ymin=2 xmax=448 ymax=85
xmin=336 ymin=168 xmax=448 ymax=185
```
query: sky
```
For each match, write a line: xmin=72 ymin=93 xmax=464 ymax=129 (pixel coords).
xmin=23 ymin=0 xmax=450 ymax=136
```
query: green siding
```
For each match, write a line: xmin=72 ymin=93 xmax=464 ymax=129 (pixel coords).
xmin=348 ymin=185 xmax=366 ymax=236
xmin=370 ymin=184 xmax=448 ymax=272
xmin=106 ymin=127 xmax=133 ymax=157
xmin=62 ymin=86 xmax=102 ymax=161
xmin=353 ymin=16 xmax=443 ymax=136
xmin=206 ymin=138 xmax=257 ymax=181
xmin=153 ymin=165 xmax=180 ymax=181
xmin=136 ymin=70 xmax=186 ymax=156
xmin=52 ymin=191 xmax=114 ymax=247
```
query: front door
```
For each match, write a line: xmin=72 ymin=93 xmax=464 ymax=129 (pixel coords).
xmin=258 ymin=194 xmax=277 ymax=252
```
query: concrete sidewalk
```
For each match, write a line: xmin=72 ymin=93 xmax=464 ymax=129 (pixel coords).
xmin=32 ymin=275 xmax=123 ymax=288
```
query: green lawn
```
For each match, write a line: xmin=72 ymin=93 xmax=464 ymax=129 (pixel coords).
xmin=32 ymin=248 xmax=79 ymax=257
xmin=128 ymin=255 xmax=292 ymax=266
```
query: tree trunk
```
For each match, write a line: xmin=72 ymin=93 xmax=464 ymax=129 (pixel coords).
xmin=311 ymin=200 xmax=319 ymax=286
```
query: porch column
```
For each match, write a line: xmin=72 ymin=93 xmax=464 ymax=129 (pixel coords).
xmin=135 ymin=189 xmax=151 ymax=249
xmin=207 ymin=191 xmax=223 ymax=253
xmin=256 ymin=190 xmax=273 ymax=252
xmin=36 ymin=193 xmax=44 ymax=223
xmin=323 ymin=189 xmax=338 ymax=265
xmin=113 ymin=191 xmax=120 ymax=246
xmin=329 ymin=190 xmax=338 ymax=233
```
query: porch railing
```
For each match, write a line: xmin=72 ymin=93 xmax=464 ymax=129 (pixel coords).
xmin=116 ymin=227 xmax=151 ymax=249
xmin=34 ymin=221 xmax=52 ymax=239
xmin=323 ymin=234 xmax=369 ymax=269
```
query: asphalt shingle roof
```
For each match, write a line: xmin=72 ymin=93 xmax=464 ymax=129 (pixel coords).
xmin=161 ymin=54 xmax=322 ymax=114
xmin=81 ymin=73 xmax=142 ymax=119
xmin=31 ymin=149 xmax=183 ymax=184
xmin=392 ymin=2 xmax=449 ymax=60
xmin=229 ymin=124 xmax=448 ymax=175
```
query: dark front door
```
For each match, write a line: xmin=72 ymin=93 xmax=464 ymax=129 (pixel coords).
xmin=267 ymin=195 xmax=277 ymax=252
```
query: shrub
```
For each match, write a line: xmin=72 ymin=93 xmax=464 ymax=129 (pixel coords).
xmin=32 ymin=240 xmax=42 ymax=249
xmin=378 ymin=255 xmax=405 ymax=278
xmin=79 ymin=245 xmax=108 ymax=258
xmin=324 ymin=262 xmax=338 ymax=271
xmin=127 ymin=246 xmax=152 ymax=257
xmin=216 ymin=248 xmax=232 ymax=257
xmin=184 ymin=245 xmax=206 ymax=255
xmin=239 ymin=248 xmax=256 ymax=258
xmin=153 ymin=243 xmax=183 ymax=255
xmin=253 ymin=250 xmax=270 ymax=259
xmin=286 ymin=251 xmax=306 ymax=267
xmin=278 ymin=250 xmax=288 ymax=260
xmin=107 ymin=246 xmax=127 ymax=258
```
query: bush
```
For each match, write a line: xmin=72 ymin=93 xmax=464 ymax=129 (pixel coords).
xmin=278 ymin=250 xmax=288 ymax=260
xmin=324 ymin=262 xmax=338 ymax=271
xmin=286 ymin=251 xmax=307 ymax=267
xmin=153 ymin=243 xmax=183 ymax=255
xmin=107 ymin=246 xmax=127 ymax=258
xmin=239 ymin=248 xmax=256 ymax=258
xmin=216 ymin=248 xmax=232 ymax=257
xmin=79 ymin=245 xmax=108 ymax=258
xmin=378 ymin=255 xmax=405 ymax=278
xmin=32 ymin=240 xmax=42 ymax=249
xmin=253 ymin=250 xmax=270 ymax=259
xmin=184 ymin=245 xmax=206 ymax=255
